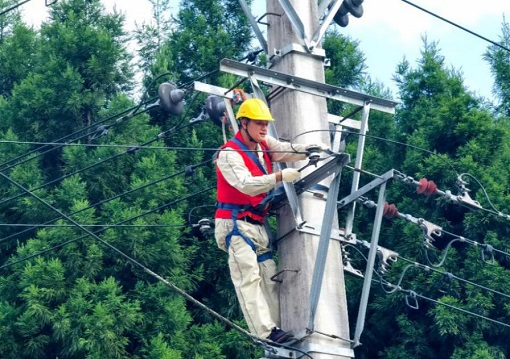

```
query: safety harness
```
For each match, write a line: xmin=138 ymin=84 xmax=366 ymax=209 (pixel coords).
xmin=216 ymin=137 xmax=274 ymax=262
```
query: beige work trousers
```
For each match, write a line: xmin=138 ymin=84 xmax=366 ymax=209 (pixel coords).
xmin=215 ymin=218 xmax=280 ymax=339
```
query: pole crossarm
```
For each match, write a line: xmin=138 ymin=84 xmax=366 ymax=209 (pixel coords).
xmin=219 ymin=58 xmax=398 ymax=114
xmin=269 ymin=153 xmax=350 ymax=211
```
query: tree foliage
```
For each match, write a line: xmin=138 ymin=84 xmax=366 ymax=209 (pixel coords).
xmin=0 ymin=1 xmax=509 ymax=358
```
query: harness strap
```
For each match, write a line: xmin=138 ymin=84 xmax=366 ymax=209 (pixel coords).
xmin=231 ymin=138 xmax=267 ymax=175
xmin=224 ymin=208 xmax=272 ymax=262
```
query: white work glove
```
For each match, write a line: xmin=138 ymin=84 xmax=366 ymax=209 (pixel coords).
xmin=306 ymin=142 xmax=329 ymax=152
xmin=281 ymin=168 xmax=301 ymax=182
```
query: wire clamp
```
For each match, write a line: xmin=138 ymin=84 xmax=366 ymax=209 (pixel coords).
xmin=91 ymin=125 xmax=110 ymax=140
xmin=405 ymin=290 xmax=419 ymax=309
xmin=481 ymin=244 xmax=495 ymax=264
xmin=418 ymin=218 xmax=442 ymax=248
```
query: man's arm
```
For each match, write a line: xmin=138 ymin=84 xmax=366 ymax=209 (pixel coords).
xmin=265 ymin=136 xmax=308 ymax=163
xmin=217 ymin=148 xmax=279 ymax=196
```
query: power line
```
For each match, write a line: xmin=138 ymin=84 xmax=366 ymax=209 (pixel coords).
xmin=0 ymin=139 xmax=310 ymax=155
xmin=0 ymin=223 xmax=187 ymax=228
xmin=0 ymin=96 xmax=157 ymax=173
xmin=402 ymin=0 xmax=510 ymax=53
xmin=0 ymin=159 xmax=213 ymax=245
xmin=384 ymin=256 xmax=510 ymax=301
xmin=0 ymin=0 xmax=31 ymax=16
xmin=292 ymin=128 xmax=460 ymax=176
xmin=0 ymin=168 xmax=268 ymax=348
xmin=346 ymin=242 xmax=510 ymax=331
xmin=0 ymin=185 xmax=215 ymax=271
xmin=384 ymin=281 xmax=510 ymax=329
xmin=0 ymin=171 xmax=311 ymax=355
xmin=0 ymin=120 xmax=205 ymax=208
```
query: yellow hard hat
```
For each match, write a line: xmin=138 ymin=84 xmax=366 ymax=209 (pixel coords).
xmin=235 ymin=98 xmax=275 ymax=121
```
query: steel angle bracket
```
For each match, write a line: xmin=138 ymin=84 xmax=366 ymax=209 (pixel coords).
xmin=307 ymin=161 xmax=345 ymax=332
xmin=237 ymin=0 xmax=268 ymax=54
xmin=219 ymin=59 xmax=398 ymax=114
xmin=262 ymin=345 xmax=299 ymax=359
xmin=310 ymin=0 xmax=343 ymax=51
xmin=337 ymin=169 xmax=397 ymax=209
xmin=277 ymin=0 xmax=309 ymax=49
xmin=328 ymin=113 xmax=362 ymax=131
xmin=298 ymin=223 xmax=357 ymax=245
xmin=270 ymin=153 xmax=350 ymax=210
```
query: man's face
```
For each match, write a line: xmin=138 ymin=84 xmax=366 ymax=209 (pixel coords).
xmin=247 ymin=120 xmax=269 ymax=142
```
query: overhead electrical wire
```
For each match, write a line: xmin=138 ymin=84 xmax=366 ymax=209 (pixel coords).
xmin=0 ymin=0 xmax=32 ymax=16
xmin=0 ymin=185 xmax=215 ymax=271
xmin=0 ymin=173 xmax=312 ymax=357
xmin=387 ymin=256 xmax=510 ymax=301
xmin=0 ymin=223 xmax=187 ymax=228
xmin=384 ymin=281 xmax=510 ymax=329
xmin=290 ymin=128 xmax=460 ymax=176
xmin=345 ymin=243 xmax=510 ymax=331
xmin=402 ymin=0 xmax=510 ymax=53
xmin=0 ymin=108 xmax=209 ymax=208
xmin=0 ymin=140 xmax=310 ymax=154
xmin=0 ymin=158 xmax=213 ymax=244
xmin=0 ymin=96 xmax=157 ymax=173
xmin=0 ymin=169 xmax=267 ymax=346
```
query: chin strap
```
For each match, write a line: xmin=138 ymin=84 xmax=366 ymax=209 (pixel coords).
xmin=242 ymin=120 xmax=260 ymax=144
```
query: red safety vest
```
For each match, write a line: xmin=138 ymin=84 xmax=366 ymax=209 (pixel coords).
xmin=215 ymin=132 xmax=273 ymax=222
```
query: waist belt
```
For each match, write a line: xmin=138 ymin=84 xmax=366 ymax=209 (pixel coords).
xmin=217 ymin=202 xmax=265 ymax=217
xmin=242 ymin=216 xmax=264 ymax=225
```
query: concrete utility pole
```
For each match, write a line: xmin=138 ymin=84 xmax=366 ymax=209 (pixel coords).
xmin=266 ymin=1 xmax=352 ymax=358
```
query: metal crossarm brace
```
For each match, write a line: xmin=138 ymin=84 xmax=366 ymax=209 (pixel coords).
xmin=352 ymin=180 xmax=388 ymax=348
xmin=219 ymin=59 xmax=398 ymax=114
xmin=334 ymin=168 xmax=396 ymax=347
xmin=344 ymin=103 xmax=371 ymax=236
xmin=337 ymin=169 xmax=396 ymax=209
xmin=307 ymin=163 xmax=344 ymax=331
xmin=237 ymin=0 xmax=268 ymax=54
xmin=277 ymin=0 xmax=309 ymax=48
xmin=310 ymin=0 xmax=343 ymax=51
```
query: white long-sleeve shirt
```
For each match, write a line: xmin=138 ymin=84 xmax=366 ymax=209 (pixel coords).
xmin=216 ymin=135 xmax=308 ymax=196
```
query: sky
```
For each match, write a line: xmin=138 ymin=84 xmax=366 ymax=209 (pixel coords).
xmin=17 ymin=0 xmax=510 ymax=102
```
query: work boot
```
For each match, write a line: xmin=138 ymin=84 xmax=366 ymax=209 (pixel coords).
xmin=267 ymin=327 xmax=294 ymax=343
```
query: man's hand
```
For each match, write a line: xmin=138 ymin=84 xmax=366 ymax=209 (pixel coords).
xmin=281 ymin=168 xmax=301 ymax=182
